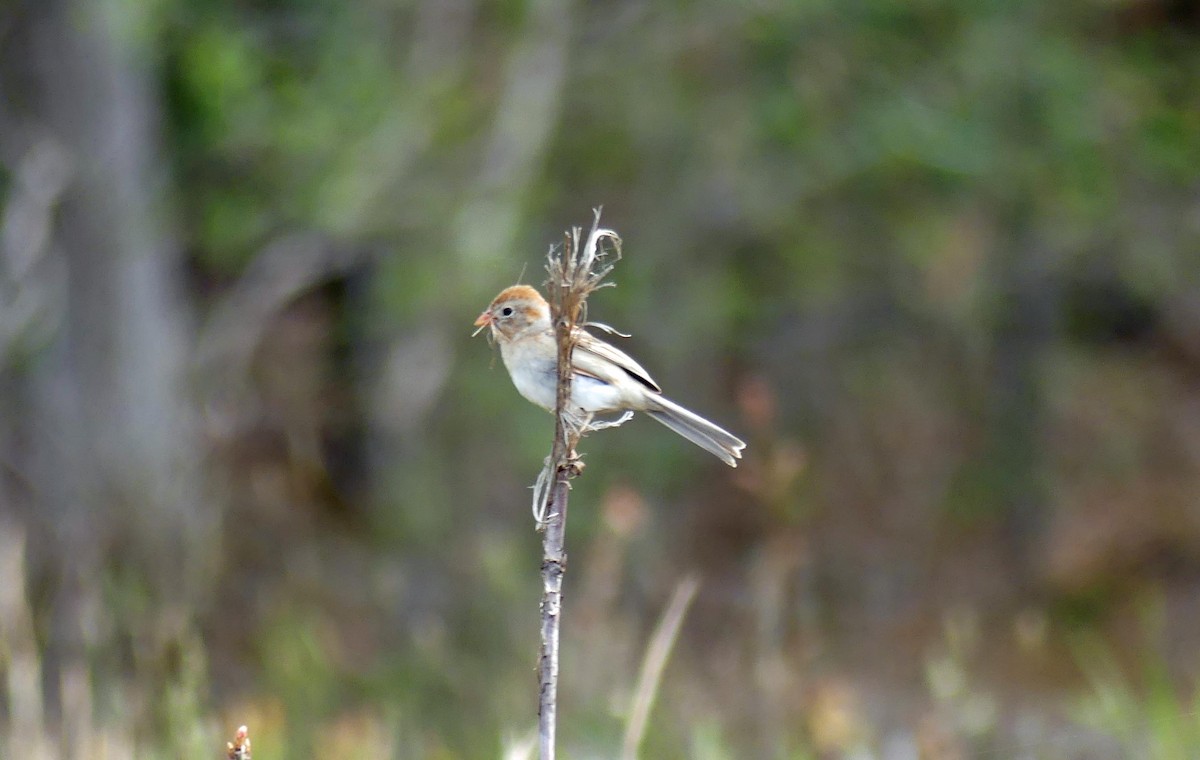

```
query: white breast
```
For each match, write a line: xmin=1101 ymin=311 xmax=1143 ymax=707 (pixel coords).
xmin=500 ymin=337 xmax=558 ymax=411
xmin=500 ymin=336 xmax=625 ymax=414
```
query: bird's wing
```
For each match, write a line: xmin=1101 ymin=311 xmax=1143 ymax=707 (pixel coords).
xmin=571 ymin=328 xmax=662 ymax=393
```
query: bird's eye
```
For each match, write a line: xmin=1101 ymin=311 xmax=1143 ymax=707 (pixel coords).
xmin=501 ymin=306 xmax=513 ymax=316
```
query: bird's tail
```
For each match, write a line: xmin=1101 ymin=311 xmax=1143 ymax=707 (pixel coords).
xmin=644 ymin=395 xmax=746 ymax=467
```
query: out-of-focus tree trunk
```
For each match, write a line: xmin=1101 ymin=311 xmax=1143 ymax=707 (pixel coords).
xmin=986 ymin=209 xmax=1056 ymax=587
xmin=0 ymin=0 xmax=203 ymax=741
xmin=364 ymin=0 xmax=571 ymax=494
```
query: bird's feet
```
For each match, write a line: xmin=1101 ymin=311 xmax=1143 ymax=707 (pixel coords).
xmin=565 ymin=448 xmax=585 ymax=478
xmin=584 ymin=410 xmax=634 ymax=432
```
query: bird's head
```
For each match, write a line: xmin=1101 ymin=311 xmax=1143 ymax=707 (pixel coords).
xmin=473 ymin=285 xmax=552 ymax=342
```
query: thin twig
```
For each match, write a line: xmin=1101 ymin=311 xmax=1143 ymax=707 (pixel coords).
xmin=620 ymin=574 xmax=702 ymax=760
xmin=537 ymin=209 xmax=621 ymax=760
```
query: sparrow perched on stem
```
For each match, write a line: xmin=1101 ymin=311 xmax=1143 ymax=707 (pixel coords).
xmin=474 ymin=285 xmax=746 ymax=467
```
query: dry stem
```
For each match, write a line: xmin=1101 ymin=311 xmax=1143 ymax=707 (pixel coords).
xmin=537 ymin=210 xmax=621 ymax=760
xmin=620 ymin=574 xmax=701 ymax=760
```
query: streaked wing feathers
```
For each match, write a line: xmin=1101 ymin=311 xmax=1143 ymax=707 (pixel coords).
xmin=572 ymin=328 xmax=661 ymax=393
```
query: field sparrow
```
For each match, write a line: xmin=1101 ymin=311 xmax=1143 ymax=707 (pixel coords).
xmin=474 ymin=285 xmax=746 ymax=467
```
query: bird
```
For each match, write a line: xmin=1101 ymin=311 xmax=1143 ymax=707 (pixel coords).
xmin=473 ymin=285 xmax=746 ymax=467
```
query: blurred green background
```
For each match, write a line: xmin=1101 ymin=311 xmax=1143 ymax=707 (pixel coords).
xmin=2 ymin=0 xmax=1200 ymax=757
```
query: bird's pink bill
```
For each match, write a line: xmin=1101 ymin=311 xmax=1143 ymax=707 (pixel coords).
xmin=472 ymin=310 xmax=492 ymax=337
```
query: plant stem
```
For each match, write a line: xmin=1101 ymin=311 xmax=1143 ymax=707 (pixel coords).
xmin=537 ymin=211 xmax=620 ymax=759
xmin=620 ymin=574 xmax=701 ymax=760
xmin=538 ymin=471 xmax=570 ymax=759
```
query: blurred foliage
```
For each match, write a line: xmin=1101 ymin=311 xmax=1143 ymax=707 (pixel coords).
xmin=1075 ymin=598 xmax=1200 ymax=760
xmin=2 ymin=0 xmax=1200 ymax=756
